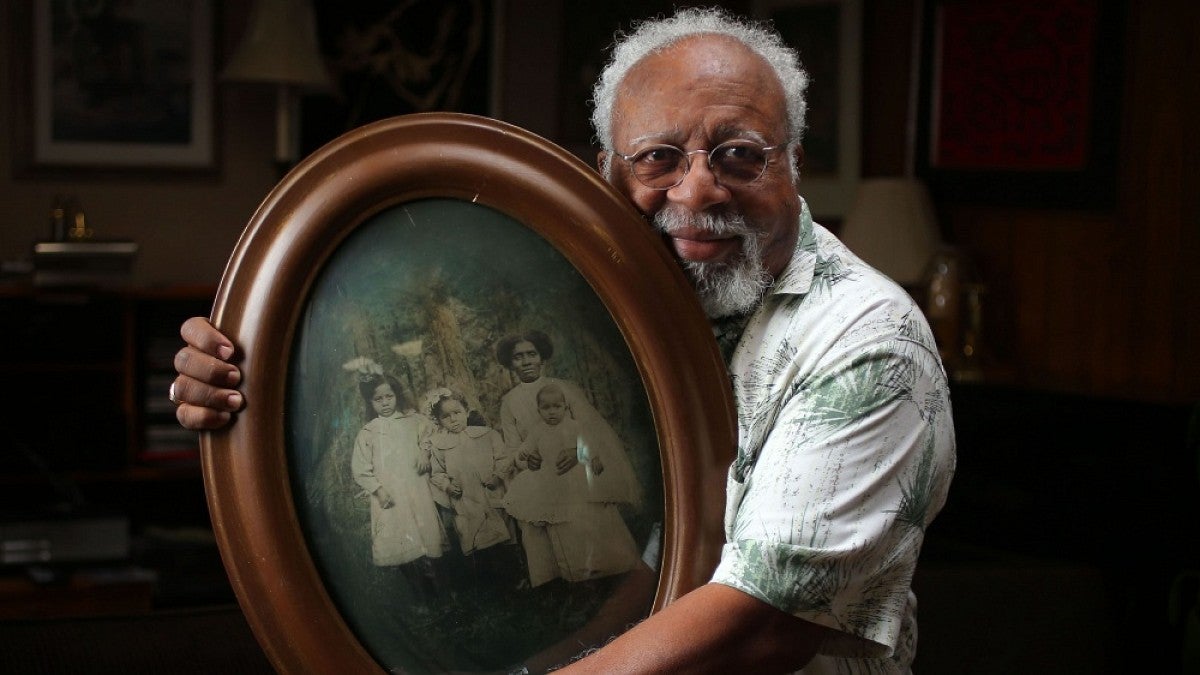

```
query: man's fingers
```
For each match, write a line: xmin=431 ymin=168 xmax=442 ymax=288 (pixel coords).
xmin=180 ymin=316 xmax=236 ymax=360
xmin=174 ymin=345 xmax=240 ymax=387
xmin=170 ymin=375 xmax=244 ymax=413
xmin=175 ymin=403 xmax=233 ymax=431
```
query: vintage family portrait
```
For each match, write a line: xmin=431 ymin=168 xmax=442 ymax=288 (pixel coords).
xmin=284 ymin=197 xmax=664 ymax=672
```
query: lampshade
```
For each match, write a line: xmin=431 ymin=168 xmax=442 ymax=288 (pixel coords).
xmin=222 ymin=0 xmax=331 ymax=90
xmin=839 ymin=178 xmax=941 ymax=287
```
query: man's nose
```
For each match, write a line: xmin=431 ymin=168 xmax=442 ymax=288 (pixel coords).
xmin=665 ymin=158 xmax=731 ymax=212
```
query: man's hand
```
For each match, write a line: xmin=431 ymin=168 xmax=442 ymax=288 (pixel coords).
xmin=172 ymin=317 xmax=244 ymax=430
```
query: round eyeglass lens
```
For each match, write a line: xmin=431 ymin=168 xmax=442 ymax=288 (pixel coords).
xmin=710 ymin=142 xmax=769 ymax=184
xmin=631 ymin=146 xmax=689 ymax=188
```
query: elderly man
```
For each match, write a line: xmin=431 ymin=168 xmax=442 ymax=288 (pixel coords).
xmin=172 ymin=8 xmax=954 ymax=673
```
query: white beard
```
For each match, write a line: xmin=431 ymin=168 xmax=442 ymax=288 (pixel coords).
xmin=653 ymin=206 xmax=772 ymax=318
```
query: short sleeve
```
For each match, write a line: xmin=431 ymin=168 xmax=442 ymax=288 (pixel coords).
xmin=713 ymin=307 xmax=954 ymax=656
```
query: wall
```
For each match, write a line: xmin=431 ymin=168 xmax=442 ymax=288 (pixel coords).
xmin=0 ymin=0 xmax=576 ymax=290
xmin=863 ymin=0 xmax=1200 ymax=404
xmin=0 ymin=1 xmax=284 ymax=289
xmin=3 ymin=0 xmax=1195 ymax=403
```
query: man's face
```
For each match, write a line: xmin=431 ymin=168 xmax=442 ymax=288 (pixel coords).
xmin=603 ymin=35 xmax=802 ymax=317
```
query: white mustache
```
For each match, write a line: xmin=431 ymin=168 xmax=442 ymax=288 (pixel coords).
xmin=653 ymin=207 xmax=752 ymax=238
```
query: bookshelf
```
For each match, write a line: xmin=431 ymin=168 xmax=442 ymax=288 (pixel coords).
xmin=0 ymin=285 xmax=227 ymax=615
xmin=0 ymin=285 xmax=212 ymax=477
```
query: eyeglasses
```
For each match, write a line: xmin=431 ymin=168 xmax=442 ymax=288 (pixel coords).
xmin=615 ymin=140 xmax=782 ymax=190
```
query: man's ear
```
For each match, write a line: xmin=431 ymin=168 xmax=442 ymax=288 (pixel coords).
xmin=792 ymin=144 xmax=805 ymax=178
xmin=596 ymin=150 xmax=608 ymax=174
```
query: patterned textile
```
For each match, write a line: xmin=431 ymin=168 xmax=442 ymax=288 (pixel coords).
xmin=710 ymin=199 xmax=956 ymax=674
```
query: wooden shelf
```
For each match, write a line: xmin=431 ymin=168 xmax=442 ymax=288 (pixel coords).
xmin=0 ymin=465 xmax=202 ymax=487
xmin=0 ymin=285 xmax=213 ymax=499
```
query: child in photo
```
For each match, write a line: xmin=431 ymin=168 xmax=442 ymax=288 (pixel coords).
xmin=424 ymin=388 xmax=521 ymax=586
xmin=504 ymin=383 xmax=640 ymax=587
xmin=349 ymin=368 xmax=448 ymax=599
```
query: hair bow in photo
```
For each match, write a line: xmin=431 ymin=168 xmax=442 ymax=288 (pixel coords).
xmin=342 ymin=356 xmax=383 ymax=382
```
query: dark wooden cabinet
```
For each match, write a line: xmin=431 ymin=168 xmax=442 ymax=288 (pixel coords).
xmin=0 ymin=285 xmax=234 ymax=616
xmin=0 ymin=286 xmax=212 ymax=477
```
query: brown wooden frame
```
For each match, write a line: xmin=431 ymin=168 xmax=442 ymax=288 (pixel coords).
xmin=201 ymin=113 xmax=735 ymax=673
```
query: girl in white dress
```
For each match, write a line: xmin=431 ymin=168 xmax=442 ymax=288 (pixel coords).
xmin=350 ymin=371 xmax=448 ymax=597
xmin=424 ymin=388 xmax=523 ymax=587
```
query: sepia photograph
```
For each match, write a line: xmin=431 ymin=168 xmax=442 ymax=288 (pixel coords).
xmin=286 ymin=198 xmax=664 ymax=672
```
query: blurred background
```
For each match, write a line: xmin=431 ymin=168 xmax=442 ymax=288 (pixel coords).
xmin=0 ymin=1 xmax=1196 ymax=673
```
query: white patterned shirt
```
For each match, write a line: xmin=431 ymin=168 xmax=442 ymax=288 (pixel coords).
xmin=710 ymin=199 xmax=956 ymax=674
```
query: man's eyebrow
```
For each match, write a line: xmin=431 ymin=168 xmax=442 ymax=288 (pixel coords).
xmin=626 ymin=129 xmax=682 ymax=146
xmin=625 ymin=126 xmax=770 ymax=149
xmin=712 ymin=124 xmax=768 ymax=144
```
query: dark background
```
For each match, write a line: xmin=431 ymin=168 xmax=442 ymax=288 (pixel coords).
xmin=1 ymin=1 xmax=1197 ymax=673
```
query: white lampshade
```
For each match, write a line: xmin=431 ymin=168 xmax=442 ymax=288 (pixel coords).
xmin=222 ymin=0 xmax=332 ymax=90
xmin=839 ymin=178 xmax=941 ymax=287
xmin=222 ymin=0 xmax=332 ymax=167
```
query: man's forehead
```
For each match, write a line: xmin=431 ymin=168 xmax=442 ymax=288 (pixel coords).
xmin=622 ymin=34 xmax=771 ymax=87
xmin=613 ymin=34 xmax=785 ymax=140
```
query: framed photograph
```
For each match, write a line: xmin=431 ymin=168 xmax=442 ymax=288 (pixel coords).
xmin=913 ymin=0 xmax=1123 ymax=207
xmin=9 ymin=0 xmax=214 ymax=175
xmin=201 ymin=113 xmax=735 ymax=673
xmin=755 ymin=0 xmax=863 ymax=222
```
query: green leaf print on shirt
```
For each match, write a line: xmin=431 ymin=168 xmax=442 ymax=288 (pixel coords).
xmin=790 ymin=351 xmax=905 ymax=439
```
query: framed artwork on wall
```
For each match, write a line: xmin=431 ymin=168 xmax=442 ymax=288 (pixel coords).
xmin=10 ymin=0 xmax=215 ymax=175
xmin=201 ymin=113 xmax=735 ymax=673
xmin=299 ymin=0 xmax=499 ymax=161
xmin=754 ymin=0 xmax=863 ymax=223
xmin=913 ymin=0 xmax=1123 ymax=208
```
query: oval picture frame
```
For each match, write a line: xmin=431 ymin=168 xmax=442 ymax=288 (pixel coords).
xmin=201 ymin=113 xmax=735 ymax=673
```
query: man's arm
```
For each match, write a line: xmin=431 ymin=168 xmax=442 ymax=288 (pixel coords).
xmin=172 ymin=316 xmax=244 ymax=429
xmin=558 ymin=583 xmax=829 ymax=674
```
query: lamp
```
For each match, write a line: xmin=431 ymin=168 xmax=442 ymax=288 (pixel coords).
xmin=838 ymin=178 xmax=941 ymax=289
xmin=222 ymin=0 xmax=332 ymax=167
xmin=841 ymin=177 xmax=985 ymax=374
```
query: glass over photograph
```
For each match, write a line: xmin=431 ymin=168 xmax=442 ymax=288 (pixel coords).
xmin=286 ymin=197 xmax=664 ymax=673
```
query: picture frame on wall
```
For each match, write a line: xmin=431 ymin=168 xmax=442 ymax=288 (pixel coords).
xmin=913 ymin=0 xmax=1123 ymax=208
xmin=754 ymin=0 xmax=863 ymax=223
xmin=201 ymin=113 xmax=735 ymax=673
xmin=11 ymin=0 xmax=215 ymax=175
xmin=299 ymin=0 xmax=498 ymax=161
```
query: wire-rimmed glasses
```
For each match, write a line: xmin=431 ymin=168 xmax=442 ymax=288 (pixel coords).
xmin=615 ymin=140 xmax=782 ymax=190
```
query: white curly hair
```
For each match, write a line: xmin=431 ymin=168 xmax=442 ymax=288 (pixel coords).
xmin=590 ymin=6 xmax=809 ymax=176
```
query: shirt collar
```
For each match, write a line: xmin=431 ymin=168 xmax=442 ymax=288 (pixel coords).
xmin=767 ymin=196 xmax=817 ymax=298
